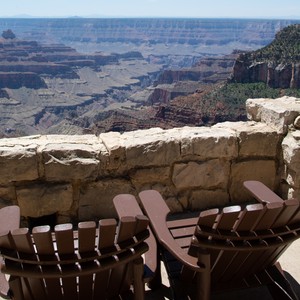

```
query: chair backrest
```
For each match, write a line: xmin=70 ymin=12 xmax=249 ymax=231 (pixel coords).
xmin=193 ymin=199 xmax=300 ymax=288
xmin=0 ymin=215 xmax=149 ymax=300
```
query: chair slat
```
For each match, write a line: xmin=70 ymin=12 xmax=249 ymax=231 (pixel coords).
xmin=8 ymin=276 xmax=24 ymax=300
xmin=170 ymin=225 xmax=196 ymax=239
xmin=272 ymin=198 xmax=300 ymax=228
xmin=98 ymin=219 xmax=117 ymax=250
xmin=0 ymin=231 xmax=13 ymax=249
xmin=54 ymin=224 xmax=78 ymax=299
xmin=10 ymin=228 xmax=49 ymax=300
xmin=254 ymin=202 xmax=283 ymax=230
xmin=234 ymin=204 xmax=264 ymax=231
xmin=288 ymin=201 xmax=300 ymax=225
xmin=32 ymin=225 xmax=55 ymax=255
xmin=78 ymin=221 xmax=97 ymax=300
xmin=32 ymin=226 xmax=63 ymax=300
xmin=11 ymin=228 xmax=35 ymax=256
xmin=197 ymin=208 xmax=219 ymax=228
xmin=135 ymin=215 xmax=149 ymax=235
xmin=167 ymin=217 xmax=199 ymax=229
xmin=78 ymin=221 xmax=96 ymax=253
xmin=117 ymin=216 xmax=136 ymax=244
xmin=54 ymin=224 xmax=74 ymax=255
xmin=93 ymin=271 xmax=110 ymax=300
xmin=216 ymin=206 xmax=241 ymax=231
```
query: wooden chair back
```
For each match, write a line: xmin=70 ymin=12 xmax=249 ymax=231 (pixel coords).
xmin=0 ymin=215 xmax=149 ymax=300
xmin=139 ymin=188 xmax=300 ymax=299
xmin=193 ymin=199 xmax=300 ymax=289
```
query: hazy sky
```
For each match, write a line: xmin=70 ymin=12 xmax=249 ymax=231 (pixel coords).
xmin=1 ymin=0 xmax=300 ymax=19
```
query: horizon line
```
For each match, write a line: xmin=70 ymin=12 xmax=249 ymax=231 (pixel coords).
xmin=1 ymin=15 xmax=300 ymax=20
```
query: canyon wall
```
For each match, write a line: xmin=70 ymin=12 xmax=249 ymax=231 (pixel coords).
xmin=232 ymin=60 xmax=300 ymax=88
xmin=0 ymin=97 xmax=299 ymax=225
xmin=1 ymin=18 xmax=298 ymax=50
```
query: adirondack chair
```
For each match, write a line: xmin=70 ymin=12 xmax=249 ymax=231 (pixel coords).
xmin=139 ymin=182 xmax=300 ymax=300
xmin=0 ymin=206 xmax=20 ymax=299
xmin=0 ymin=211 xmax=149 ymax=300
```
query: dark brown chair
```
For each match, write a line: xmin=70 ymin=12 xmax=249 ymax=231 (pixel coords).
xmin=139 ymin=181 xmax=300 ymax=300
xmin=0 ymin=209 xmax=149 ymax=300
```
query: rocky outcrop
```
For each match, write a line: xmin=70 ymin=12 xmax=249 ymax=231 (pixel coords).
xmin=156 ymin=55 xmax=237 ymax=84
xmin=232 ymin=59 xmax=300 ymax=88
xmin=0 ymin=37 xmax=146 ymax=90
xmin=232 ymin=25 xmax=300 ymax=88
xmin=0 ymin=72 xmax=47 ymax=89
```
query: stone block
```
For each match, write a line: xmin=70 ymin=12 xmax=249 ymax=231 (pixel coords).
xmin=230 ymin=160 xmax=277 ymax=202
xmin=213 ymin=121 xmax=279 ymax=158
xmin=0 ymin=145 xmax=39 ymax=183
xmin=179 ymin=126 xmax=238 ymax=159
xmin=123 ymin=128 xmax=181 ymax=169
xmin=17 ymin=183 xmax=73 ymax=217
xmin=41 ymin=143 xmax=100 ymax=181
xmin=129 ymin=167 xmax=171 ymax=189
xmin=78 ymin=179 xmax=135 ymax=220
xmin=246 ymin=97 xmax=300 ymax=134
xmin=165 ymin=197 xmax=184 ymax=213
xmin=99 ymin=131 xmax=126 ymax=171
xmin=0 ymin=186 xmax=16 ymax=207
xmin=282 ymin=132 xmax=300 ymax=173
xmin=172 ymin=159 xmax=230 ymax=190
xmin=189 ymin=189 xmax=229 ymax=210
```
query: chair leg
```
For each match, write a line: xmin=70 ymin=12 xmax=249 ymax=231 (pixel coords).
xmin=266 ymin=265 xmax=299 ymax=300
xmin=133 ymin=257 xmax=145 ymax=300
xmin=147 ymin=248 xmax=162 ymax=290
xmin=196 ymin=251 xmax=211 ymax=300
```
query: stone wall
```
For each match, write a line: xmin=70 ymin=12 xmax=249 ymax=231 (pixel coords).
xmin=0 ymin=96 xmax=300 ymax=225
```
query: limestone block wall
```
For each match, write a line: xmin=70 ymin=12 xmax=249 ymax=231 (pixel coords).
xmin=0 ymin=120 xmax=282 ymax=224
xmin=246 ymin=96 xmax=300 ymax=200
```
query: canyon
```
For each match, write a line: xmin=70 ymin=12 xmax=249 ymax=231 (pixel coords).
xmin=0 ymin=18 xmax=300 ymax=137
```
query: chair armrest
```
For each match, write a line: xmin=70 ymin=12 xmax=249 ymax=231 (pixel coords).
xmin=139 ymin=190 xmax=203 ymax=272
xmin=0 ymin=206 xmax=20 ymax=232
xmin=113 ymin=194 xmax=158 ymax=281
xmin=244 ymin=181 xmax=284 ymax=204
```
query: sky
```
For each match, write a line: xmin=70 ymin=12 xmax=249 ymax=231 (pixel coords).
xmin=1 ymin=0 xmax=300 ymax=19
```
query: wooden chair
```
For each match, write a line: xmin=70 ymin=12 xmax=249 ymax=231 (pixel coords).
xmin=0 ymin=210 xmax=149 ymax=300
xmin=139 ymin=181 xmax=300 ymax=300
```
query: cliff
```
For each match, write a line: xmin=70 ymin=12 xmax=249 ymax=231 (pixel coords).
xmin=156 ymin=54 xmax=237 ymax=85
xmin=232 ymin=24 xmax=300 ymax=88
